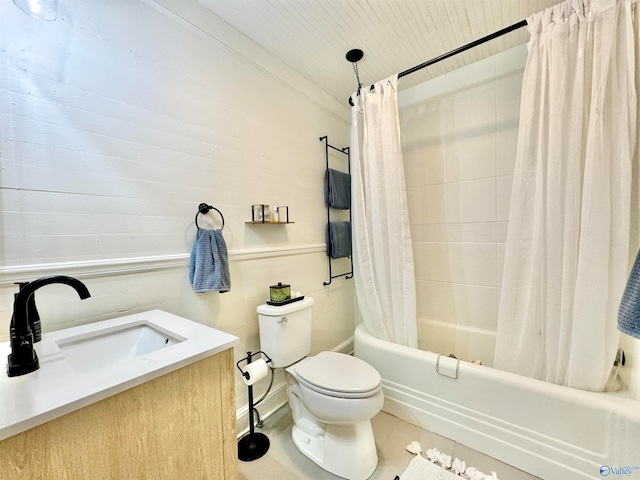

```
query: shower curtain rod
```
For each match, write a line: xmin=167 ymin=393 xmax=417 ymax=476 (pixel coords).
xmin=349 ymin=19 xmax=528 ymax=105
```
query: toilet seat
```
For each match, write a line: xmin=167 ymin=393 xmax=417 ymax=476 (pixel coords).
xmin=292 ymin=351 xmax=382 ymax=399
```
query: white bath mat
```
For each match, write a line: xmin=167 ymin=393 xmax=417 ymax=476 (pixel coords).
xmin=398 ymin=444 xmax=500 ymax=480
xmin=399 ymin=455 xmax=461 ymax=480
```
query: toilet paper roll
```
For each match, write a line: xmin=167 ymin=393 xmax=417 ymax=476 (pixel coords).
xmin=241 ymin=358 xmax=269 ymax=386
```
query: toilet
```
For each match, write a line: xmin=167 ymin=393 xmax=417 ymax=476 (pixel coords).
xmin=257 ymin=297 xmax=384 ymax=480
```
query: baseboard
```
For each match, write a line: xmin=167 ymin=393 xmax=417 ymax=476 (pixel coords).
xmin=332 ymin=336 xmax=354 ymax=355
xmin=236 ymin=382 xmax=289 ymax=438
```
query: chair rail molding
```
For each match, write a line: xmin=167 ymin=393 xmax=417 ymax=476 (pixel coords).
xmin=0 ymin=244 xmax=326 ymax=285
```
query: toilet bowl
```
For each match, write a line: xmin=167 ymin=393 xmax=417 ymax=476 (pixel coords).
xmin=285 ymin=351 xmax=384 ymax=480
xmin=257 ymin=298 xmax=384 ymax=480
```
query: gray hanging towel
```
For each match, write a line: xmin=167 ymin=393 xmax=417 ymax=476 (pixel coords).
xmin=189 ymin=229 xmax=230 ymax=293
xmin=326 ymin=221 xmax=352 ymax=259
xmin=324 ymin=168 xmax=351 ymax=209
xmin=618 ymin=248 xmax=640 ymax=339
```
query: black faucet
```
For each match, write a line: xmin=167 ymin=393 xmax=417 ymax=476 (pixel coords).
xmin=7 ymin=275 xmax=91 ymax=377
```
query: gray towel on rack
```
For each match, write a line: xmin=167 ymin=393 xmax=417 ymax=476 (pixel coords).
xmin=189 ymin=229 xmax=230 ymax=293
xmin=324 ymin=168 xmax=351 ymax=209
xmin=618 ymin=248 xmax=640 ymax=339
xmin=326 ymin=221 xmax=352 ymax=259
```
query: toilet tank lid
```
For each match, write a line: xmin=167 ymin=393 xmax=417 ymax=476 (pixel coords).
xmin=257 ymin=296 xmax=314 ymax=315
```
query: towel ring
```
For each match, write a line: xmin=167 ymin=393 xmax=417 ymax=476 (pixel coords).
xmin=195 ymin=203 xmax=225 ymax=230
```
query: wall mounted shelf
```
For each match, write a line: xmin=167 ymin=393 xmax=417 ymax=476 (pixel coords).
xmin=245 ymin=221 xmax=295 ymax=225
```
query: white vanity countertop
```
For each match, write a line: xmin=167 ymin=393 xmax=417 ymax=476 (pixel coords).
xmin=0 ymin=309 xmax=239 ymax=441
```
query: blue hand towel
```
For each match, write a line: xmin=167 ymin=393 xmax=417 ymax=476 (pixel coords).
xmin=618 ymin=248 xmax=640 ymax=339
xmin=326 ymin=221 xmax=351 ymax=259
xmin=189 ymin=229 xmax=230 ymax=293
xmin=324 ymin=168 xmax=351 ymax=210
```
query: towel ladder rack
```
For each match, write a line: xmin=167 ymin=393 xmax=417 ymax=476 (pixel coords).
xmin=320 ymin=136 xmax=353 ymax=286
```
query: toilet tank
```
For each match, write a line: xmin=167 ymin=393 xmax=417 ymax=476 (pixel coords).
xmin=257 ymin=297 xmax=314 ymax=368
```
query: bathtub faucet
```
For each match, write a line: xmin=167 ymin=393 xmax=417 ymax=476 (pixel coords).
xmin=7 ymin=275 xmax=91 ymax=377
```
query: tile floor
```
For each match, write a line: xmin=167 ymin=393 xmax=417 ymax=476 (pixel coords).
xmin=238 ymin=405 xmax=541 ymax=480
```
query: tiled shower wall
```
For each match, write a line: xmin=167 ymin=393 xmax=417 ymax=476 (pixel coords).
xmin=400 ymin=45 xmax=526 ymax=367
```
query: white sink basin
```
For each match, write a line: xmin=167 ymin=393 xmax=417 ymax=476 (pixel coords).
xmin=0 ymin=309 xmax=239 ymax=441
xmin=56 ymin=321 xmax=184 ymax=374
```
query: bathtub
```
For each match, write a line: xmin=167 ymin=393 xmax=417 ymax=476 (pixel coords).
xmin=354 ymin=323 xmax=640 ymax=480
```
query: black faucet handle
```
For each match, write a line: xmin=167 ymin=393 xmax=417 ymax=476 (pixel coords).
xmin=15 ymin=282 xmax=41 ymax=343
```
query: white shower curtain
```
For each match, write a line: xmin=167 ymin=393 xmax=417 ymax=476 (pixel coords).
xmin=350 ymin=75 xmax=418 ymax=348
xmin=494 ymin=0 xmax=636 ymax=391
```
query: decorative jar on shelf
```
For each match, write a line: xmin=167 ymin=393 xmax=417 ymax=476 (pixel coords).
xmin=252 ymin=204 xmax=268 ymax=222
xmin=277 ymin=206 xmax=289 ymax=223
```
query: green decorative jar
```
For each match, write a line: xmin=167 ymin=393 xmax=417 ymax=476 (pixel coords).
xmin=269 ymin=282 xmax=291 ymax=302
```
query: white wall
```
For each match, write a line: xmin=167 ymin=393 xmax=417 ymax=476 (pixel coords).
xmin=0 ymin=0 xmax=354 ymax=415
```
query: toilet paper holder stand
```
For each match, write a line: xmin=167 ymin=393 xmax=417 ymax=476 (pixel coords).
xmin=236 ymin=350 xmax=273 ymax=461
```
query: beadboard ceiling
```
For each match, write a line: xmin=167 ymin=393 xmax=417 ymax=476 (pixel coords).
xmin=197 ymin=0 xmax=559 ymax=105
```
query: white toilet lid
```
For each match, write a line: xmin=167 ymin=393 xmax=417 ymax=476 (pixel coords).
xmin=293 ymin=351 xmax=382 ymax=398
